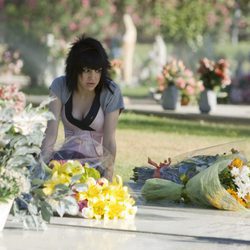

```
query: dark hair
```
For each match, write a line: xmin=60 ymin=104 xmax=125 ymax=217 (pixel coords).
xmin=65 ymin=34 xmax=111 ymax=93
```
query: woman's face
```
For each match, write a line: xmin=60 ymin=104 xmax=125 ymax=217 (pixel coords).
xmin=77 ymin=67 xmax=102 ymax=91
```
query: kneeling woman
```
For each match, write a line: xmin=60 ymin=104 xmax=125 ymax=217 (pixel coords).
xmin=41 ymin=35 xmax=124 ymax=181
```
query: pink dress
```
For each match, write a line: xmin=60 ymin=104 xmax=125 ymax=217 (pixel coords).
xmin=53 ymin=93 xmax=106 ymax=170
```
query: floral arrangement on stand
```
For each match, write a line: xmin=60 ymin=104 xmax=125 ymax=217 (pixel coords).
xmin=42 ymin=160 xmax=137 ymax=220
xmin=197 ymin=57 xmax=231 ymax=91
xmin=160 ymin=59 xmax=202 ymax=105
xmin=131 ymin=141 xmax=250 ymax=211
xmin=197 ymin=58 xmax=231 ymax=113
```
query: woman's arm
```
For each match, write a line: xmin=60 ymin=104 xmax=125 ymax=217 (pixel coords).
xmin=103 ymin=109 xmax=120 ymax=181
xmin=41 ymin=92 xmax=62 ymax=163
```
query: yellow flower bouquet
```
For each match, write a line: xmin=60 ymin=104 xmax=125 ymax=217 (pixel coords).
xmin=42 ymin=160 xmax=137 ymax=220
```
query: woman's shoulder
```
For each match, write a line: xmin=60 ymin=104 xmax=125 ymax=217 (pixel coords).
xmin=51 ymin=75 xmax=66 ymax=87
xmin=100 ymin=79 xmax=124 ymax=114
xmin=102 ymin=79 xmax=121 ymax=96
xmin=50 ymin=76 xmax=71 ymax=103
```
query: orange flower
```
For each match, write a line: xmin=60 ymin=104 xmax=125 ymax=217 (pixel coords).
xmin=227 ymin=189 xmax=246 ymax=207
xmin=244 ymin=193 xmax=250 ymax=202
xmin=228 ymin=158 xmax=244 ymax=170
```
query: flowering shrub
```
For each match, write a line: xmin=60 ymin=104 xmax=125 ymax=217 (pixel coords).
xmin=42 ymin=160 xmax=137 ymax=220
xmin=160 ymin=59 xmax=202 ymax=103
xmin=0 ymin=84 xmax=26 ymax=112
xmin=197 ymin=57 xmax=231 ymax=90
xmin=0 ymin=46 xmax=24 ymax=76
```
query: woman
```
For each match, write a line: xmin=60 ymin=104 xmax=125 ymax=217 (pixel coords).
xmin=41 ymin=35 xmax=124 ymax=180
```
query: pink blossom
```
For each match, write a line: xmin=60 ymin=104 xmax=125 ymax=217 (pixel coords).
xmin=184 ymin=69 xmax=193 ymax=77
xmin=69 ymin=22 xmax=78 ymax=31
xmin=0 ymin=0 xmax=4 ymax=9
xmin=78 ymin=199 xmax=88 ymax=212
xmin=186 ymin=85 xmax=195 ymax=95
xmin=152 ymin=18 xmax=161 ymax=27
xmin=80 ymin=17 xmax=91 ymax=26
xmin=81 ymin=0 xmax=89 ymax=8
xmin=96 ymin=9 xmax=104 ymax=17
xmin=176 ymin=77 xmax=186 ymax=89
xmin=109 ymin=4 xmax=116 ymax=14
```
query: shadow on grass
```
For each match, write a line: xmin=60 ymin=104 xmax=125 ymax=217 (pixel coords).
xmin=118 ymin=113 xmax=250 ymax=138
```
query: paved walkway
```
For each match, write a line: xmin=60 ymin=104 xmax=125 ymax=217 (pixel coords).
xmin=124 ymin=97 xmax=250 ymax=124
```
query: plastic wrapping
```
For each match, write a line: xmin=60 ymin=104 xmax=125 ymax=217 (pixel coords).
xmin=185 ymin=154 xmax=247 ymax=211
xmin=140 ymin=140 xmax=250 ymax=211
xmin=43 ymin=134 xmax=114 ymax=177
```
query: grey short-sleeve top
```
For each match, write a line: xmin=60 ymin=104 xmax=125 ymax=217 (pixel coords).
xmin=49 ymin=76 xmax=124 ymax=115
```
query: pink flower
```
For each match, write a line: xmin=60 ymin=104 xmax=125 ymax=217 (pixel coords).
xmin=81 ymin=0 xmax=89 ymax=8
xmin=69 ymin=22 xmax=78 ymax=31
xmin=198 ymin=57 xmax=231 ymax=90
xmin=186 ymin=85 xmax=195 ymax=95
xmin=78 ymin=199 xmax=88 ymax=212
xmin=176 ymin=77 xmax=186 ymax=89
xmin=96 ymin=8 xmax=104 ymax=17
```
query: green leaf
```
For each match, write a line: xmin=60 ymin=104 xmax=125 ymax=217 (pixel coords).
xmin=63 ymin=196 xmax=78 ymax=216
xmin=73 ymin=183 xmax=88 ymax=192
xmin=53 ymin=184 xmax=70 ymax=196
xmin=33 ymin=188 xmax=46 ymax=197
xmin=41 ymin=201 xmax=53 ymax=222
xmin=71 ymin=174 xmax=82 ymax=183
xmin=32 ymin=178 xmax=45 ymax=186
xmin=13 ymin=145 xmax=41 ymax=156
xmin=56 ymin=201 xmax=65 ymax=217
xmin=85 ymin=167 xmax=101 ymax=179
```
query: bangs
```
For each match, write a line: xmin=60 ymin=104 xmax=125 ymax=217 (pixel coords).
xmin=79 ymin=49 xmax=104 ymax=70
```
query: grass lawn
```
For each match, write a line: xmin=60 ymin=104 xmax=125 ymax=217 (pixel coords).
xmin=56 ymin=112 xmax=250 ymax=182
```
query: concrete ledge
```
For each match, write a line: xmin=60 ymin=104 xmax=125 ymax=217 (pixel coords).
xmin=124 ymin=98 xmax=250 ymax=125
xmin=124 ymin=108 xmax=250 ymax=125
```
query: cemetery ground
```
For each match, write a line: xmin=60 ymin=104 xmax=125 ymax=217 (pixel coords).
xmin=4 ymin=92 xmax=247 ymax=250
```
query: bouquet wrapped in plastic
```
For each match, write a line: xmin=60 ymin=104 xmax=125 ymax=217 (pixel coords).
xmin=132 ymin=141 xmax=250 ymax=211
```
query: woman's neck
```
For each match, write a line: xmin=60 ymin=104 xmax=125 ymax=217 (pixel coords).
xmin=75 ymin=86 xmax=95 ymax=98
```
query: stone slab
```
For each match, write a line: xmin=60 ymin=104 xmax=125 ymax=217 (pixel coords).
xmin=1 ymin=205 xmax=250 ymax=250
